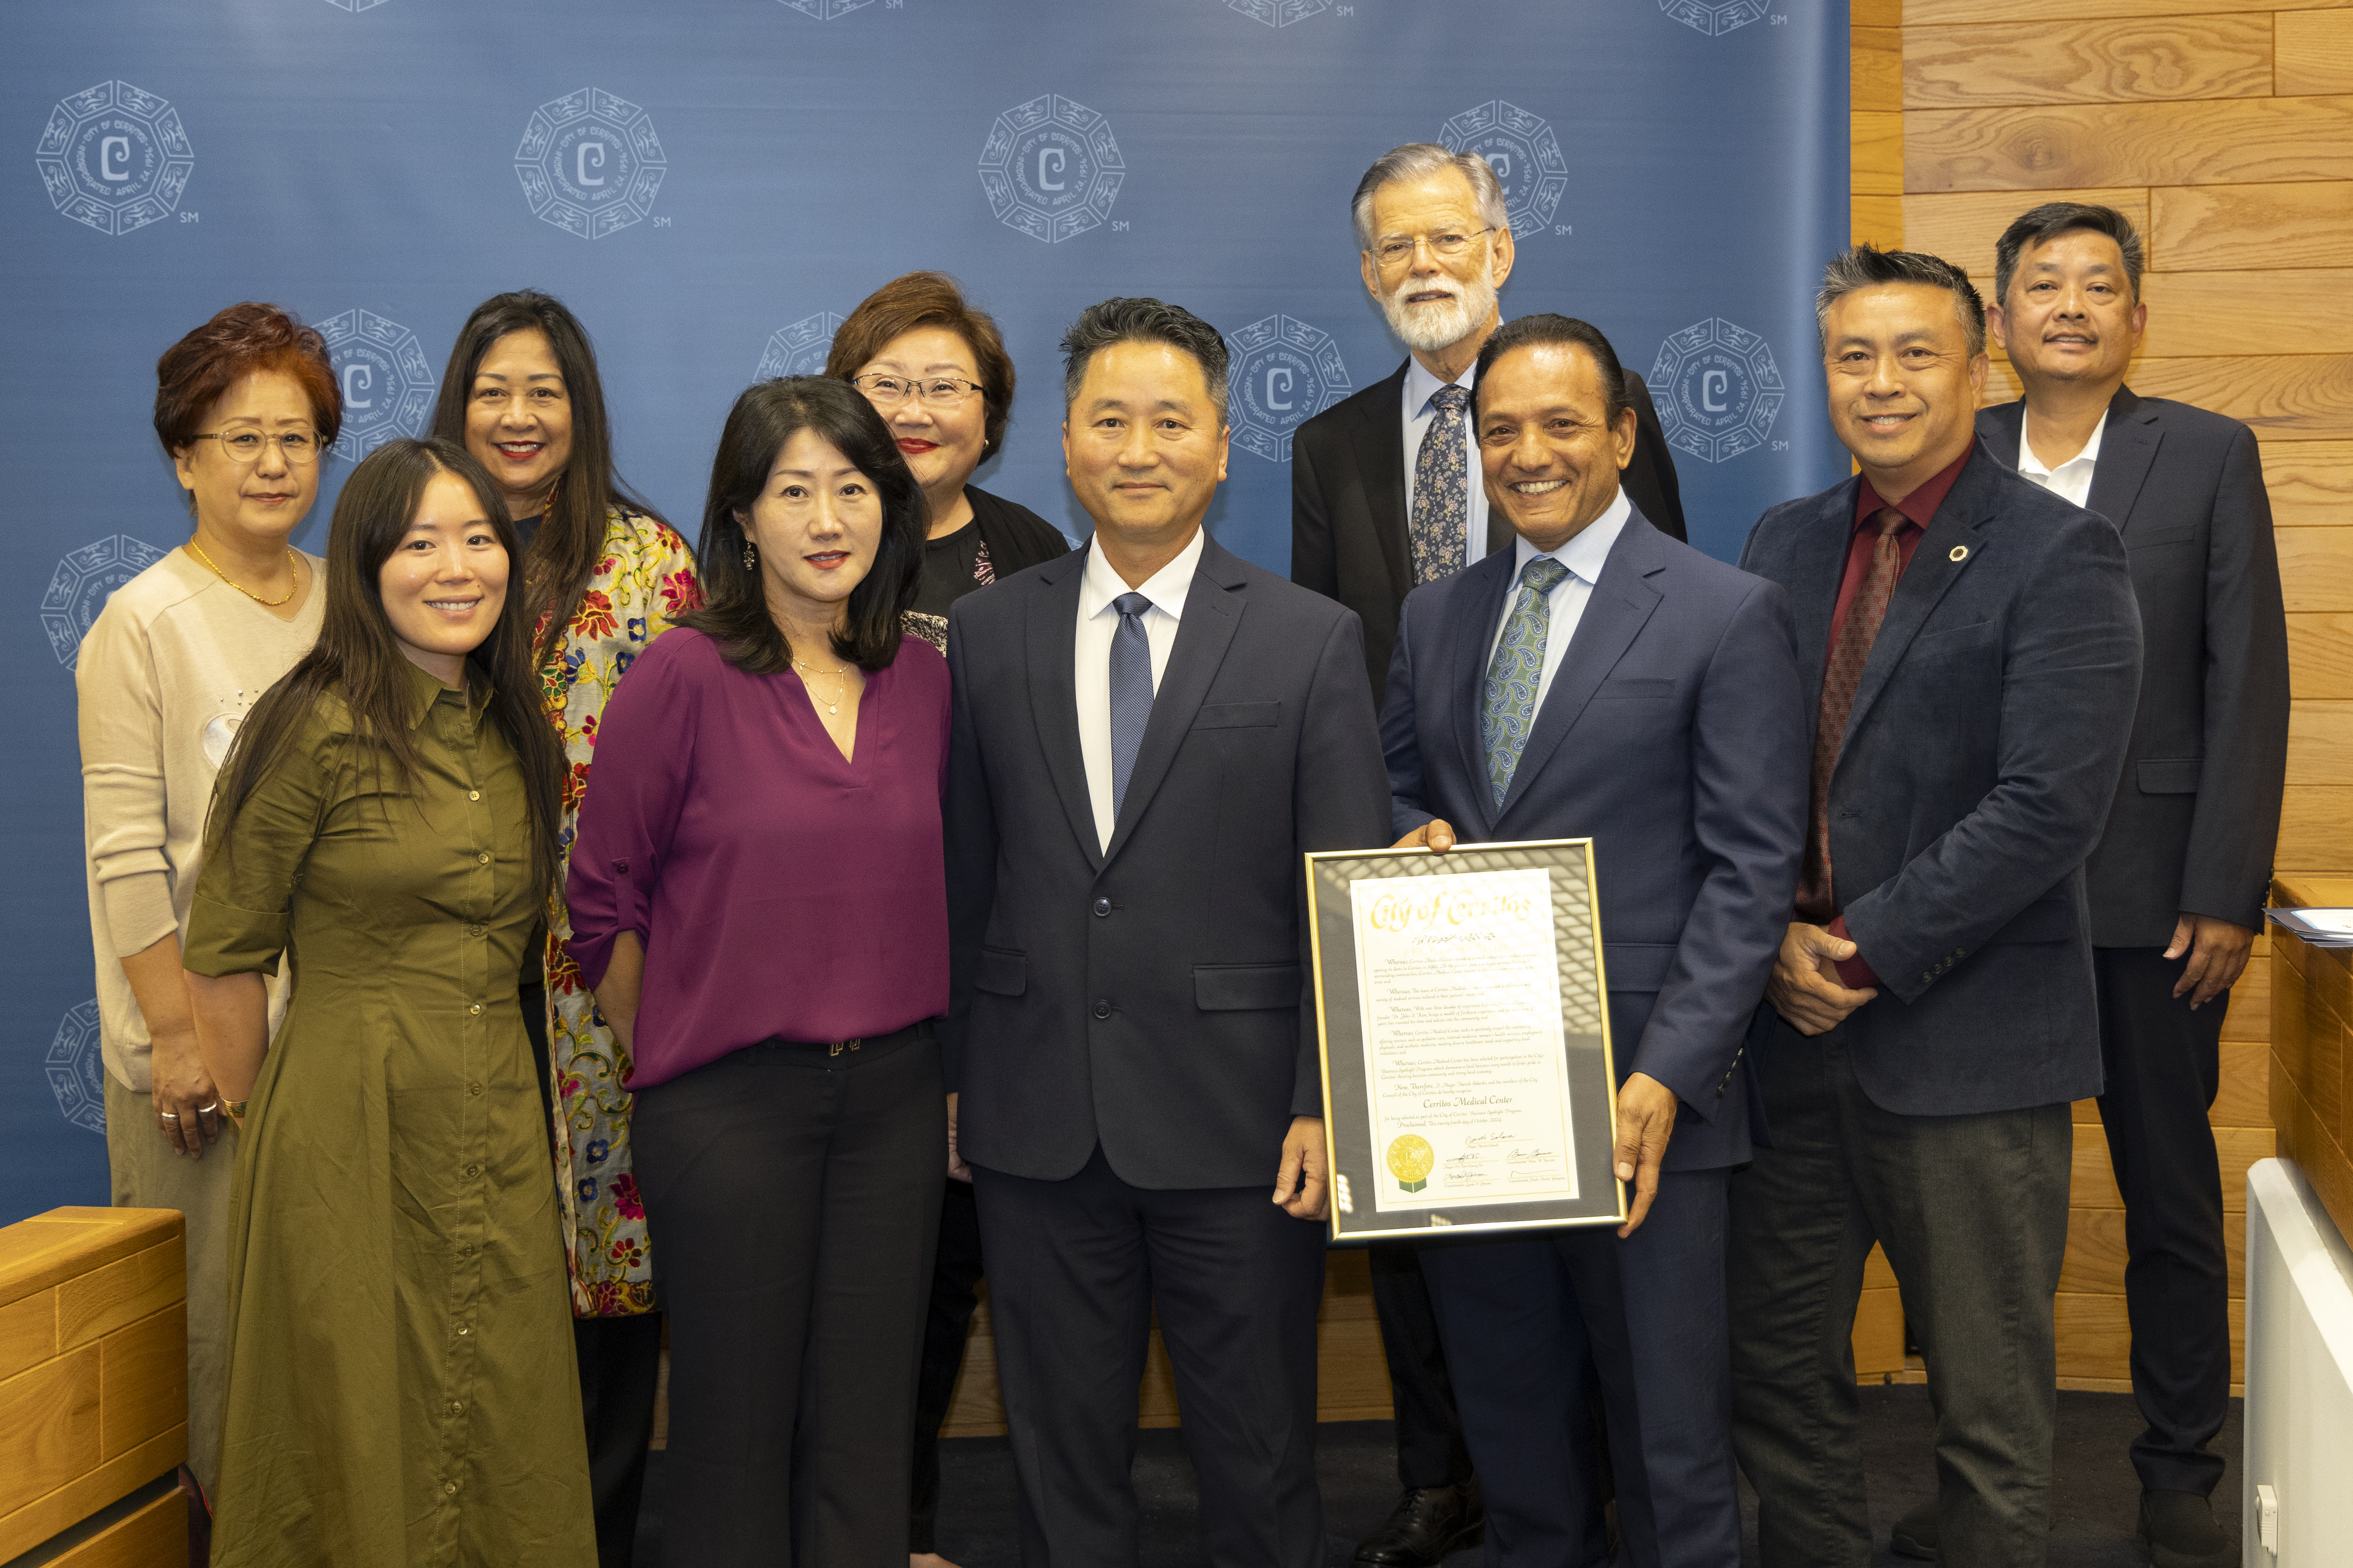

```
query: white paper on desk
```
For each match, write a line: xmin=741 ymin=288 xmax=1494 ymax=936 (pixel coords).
xmin=1350 ymin=869 xmax=1580 ymax=1212
xmin=2287 ymin=909 xmax=2353 ymax=937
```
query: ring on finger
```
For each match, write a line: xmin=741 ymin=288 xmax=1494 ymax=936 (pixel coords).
xmin=160 ymin=1111 xmax=180 ymax=1121
xmin=197 ymin=1103 xmax=220 ymax=1115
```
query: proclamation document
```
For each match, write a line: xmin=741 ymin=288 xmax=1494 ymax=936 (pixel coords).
xmin=1349 ymin=868 xmax=1580 ymax=1212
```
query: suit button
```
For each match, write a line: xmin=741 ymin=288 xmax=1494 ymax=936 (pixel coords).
xmin=1093 ymin=1000 xmax=1112 ymax=1020
xmin=1093 ymin=897 xmax=1112 ymax=917
xmin=1921 ymin=972 xmax=1933 ymax=983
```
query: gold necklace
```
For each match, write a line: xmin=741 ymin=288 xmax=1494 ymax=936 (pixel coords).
xmin=793 ymin=658 xmax=853 ymax=716
xmin=188 ymin=538 xmax=300 ymax=608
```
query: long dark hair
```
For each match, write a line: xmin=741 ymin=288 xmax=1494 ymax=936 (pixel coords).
xmin=682 ymin=377 xmax=927 ymax=674
xmin=428 ymin=290 xmax=669 ymax=668
xmin=210 ymin=439 xmax=563 ymax=898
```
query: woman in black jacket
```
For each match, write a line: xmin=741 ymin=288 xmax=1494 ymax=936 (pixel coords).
xmin=829 ymin=270 xmax=1069 ymax=657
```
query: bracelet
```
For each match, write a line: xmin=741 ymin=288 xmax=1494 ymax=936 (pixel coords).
xmin=222 ymin=1099 xmax=249 ymax=1120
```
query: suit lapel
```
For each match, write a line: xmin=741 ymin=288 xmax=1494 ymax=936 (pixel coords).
xmin=1837 ymin=447 xmax=1996 ymax=751
xmin=1024 ymin=551 xmax=1102 ymax=871
xmin=1446 ymin=551 xmax=1516 ymax=838
xmin=1100 ymin=535 xmax=1247 ymax=866
xmin=1974 ymin=400 xmax=2026 ymax=469
xmin=2086 ymin=386 xmax=2162 ymax=535
xmin=1353 ymin=362 xmax=1414 ymax=606
xmin=1496 ymin=517 xmax=1666 ymax=822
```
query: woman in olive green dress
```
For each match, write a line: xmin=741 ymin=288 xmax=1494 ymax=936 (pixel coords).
xmin=183 ymin=437 xmax=590 ymax=1568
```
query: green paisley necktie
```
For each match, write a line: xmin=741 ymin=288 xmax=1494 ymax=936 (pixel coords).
xmin=1481 ymin=554 xmax=1572 ymax=807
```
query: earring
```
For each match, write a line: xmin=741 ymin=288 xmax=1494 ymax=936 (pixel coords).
xmin=742 ymin=541 xmax=757 ymax=570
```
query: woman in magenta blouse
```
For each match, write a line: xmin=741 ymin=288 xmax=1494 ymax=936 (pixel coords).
xmin=565 ymin=376 xmax=948 ymax=1562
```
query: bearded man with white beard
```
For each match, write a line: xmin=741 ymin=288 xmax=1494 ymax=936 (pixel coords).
xmin=1293 ymin=144 xmax=1687 ymax=706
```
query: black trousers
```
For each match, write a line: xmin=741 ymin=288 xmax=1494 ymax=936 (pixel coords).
xmin=521 ymin=982 xmax=663 ymax=1568
xmin=1367 ymin=1242 xmax=1476 ymax=1490
xmin=909 ymin=1176 xmax=987 ymax=1554
xmin=2094 ymin=945 xmax=2233 ymax=1496
xmin=632 ymin=1026 xmax=946 ymax=1567
xmin=1728 ymin=1023 xmax=2071 ymax=1568
xmin=973 ymin=1146 xmax=1328 ymax=1568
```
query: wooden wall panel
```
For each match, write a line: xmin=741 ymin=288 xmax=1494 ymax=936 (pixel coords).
xmin=2289 ymin=702 xmax=2353 ymax=784
xmin=1903 ymin=16 xmax=2272 ymax=109
xmin=2287 ymin=614 xmax=2353 ymax=698
xmin=2154 ymin=182 xmax=2353 ymax=272
xmin=2279 ymin=527 xmax=2353 ymax=611
xmin=1853 ymin=112 xmax=1906 ymax=197
xmin=1910 ymin=0 xmax=2349 ymax=23
xmin=2261 ymin=439 xmax=2353 ymax=525
xmin=1900 ymin=187 xmax=2146 ymax=283
xmin=2278 ymin=786 xmax=2353 ymax=869
xmin=2277 ymin=7 xmax=2353 ymax=94
xmin=2136 ymin=271 xmax=2353 ymax=359
xmin=1907 ymin=96 xmax=2353 ymax=193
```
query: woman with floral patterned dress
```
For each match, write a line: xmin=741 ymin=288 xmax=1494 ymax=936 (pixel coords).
xmin=432 ymin=290 xmax=699 ymax=1568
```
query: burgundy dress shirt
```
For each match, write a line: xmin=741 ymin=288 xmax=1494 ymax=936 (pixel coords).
xmin=565 ymin=626 xmax=952 ymax=1090
xmin=1821 ymin=444 xmax=1975 ymax=989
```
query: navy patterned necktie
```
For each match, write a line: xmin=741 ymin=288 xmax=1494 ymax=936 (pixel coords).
xmin=1481 ymin=555 xmax=1572 ymax=807
xmin=1410 ymin=383 xmax=1472 ymax=584
xmin=1108 ymin=591 xmax=1154 ymax=818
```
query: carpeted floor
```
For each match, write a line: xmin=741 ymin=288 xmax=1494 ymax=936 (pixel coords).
xmin=632 ymin=1387 xmax=2241 ymax=1565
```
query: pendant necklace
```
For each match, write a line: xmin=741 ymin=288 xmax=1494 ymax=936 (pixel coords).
xmin=793 ymin=658 xmax=852 ymax=716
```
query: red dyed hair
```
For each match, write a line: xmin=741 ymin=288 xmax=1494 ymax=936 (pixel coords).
xmin=153 ymin=302 xmax=342 ymax=458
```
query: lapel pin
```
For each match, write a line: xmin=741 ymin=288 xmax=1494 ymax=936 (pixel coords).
xmin=1949 ymin=545 xmax=1970 ymax=563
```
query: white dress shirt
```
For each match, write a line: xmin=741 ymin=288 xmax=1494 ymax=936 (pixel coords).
xmin=1075 ymin=526 xmax=1205 ymax=852
xmin=1483 ymin=490 xmax=1633 ymax=714
xmin=1402 ymin=356 xmax=1490 ymax=572
xmin=2015 ymin=409 xmax=2107 ymax=509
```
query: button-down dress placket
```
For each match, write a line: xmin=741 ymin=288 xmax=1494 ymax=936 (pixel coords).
xmin=436 ymin=690 xmax=491 ymax=1550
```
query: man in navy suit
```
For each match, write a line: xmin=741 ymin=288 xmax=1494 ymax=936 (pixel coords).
xmin=1727 ymin=247 xmax=2143 ymax=1567
xmin=1382 ymin=313 xmax=1810 ymax=1567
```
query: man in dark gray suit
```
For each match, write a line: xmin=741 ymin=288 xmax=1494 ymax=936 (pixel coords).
xmin=940 ymin=297 xmax=1392 ymax=1567
xmin=1880 ymin=204 xmax=2288 ymax=1568
xmin=1727 ymin=247 xmax=2143 ymax=1568
xmin=1384 ymin=314 xmax=1809 ymax=1567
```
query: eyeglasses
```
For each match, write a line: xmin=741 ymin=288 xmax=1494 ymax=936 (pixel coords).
xmin=850 ymin=373 xmax=985 ymax=409
xmin=1371 ymin=227 xmax=1498 ymax=268
xmin=196 ymin=430 xmax=321 ymax=466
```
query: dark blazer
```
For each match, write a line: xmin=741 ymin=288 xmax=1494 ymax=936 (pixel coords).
xmin=1293 ymin=361 xmax=1688 ymax=698
xmin=966 ymin=483 xmax=1073 ymax=578
xmin=1738 ymin=445 xmax=2143 ymax=1117
xmin=1384 ymin=512 xmax=1809 ymax=1170
xmin=941 ymin=532 xmax=1393 ymax=1189
xmin=1975 ymin=387 xmax=2289 ymax=943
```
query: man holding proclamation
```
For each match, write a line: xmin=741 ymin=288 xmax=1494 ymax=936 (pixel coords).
xmin=1880 ymin=202 xmax=2288 ymax=1568
xmin=1292 ymin=145 xmax=1687 ymax=1565
xmin=1728 ymin=247 xmax=2143 ymax=1568
xmin=940 ymin=297 xmax=1391 ymax=1567
xmin=1383 ymin=312 xmax=1810 ymax=1567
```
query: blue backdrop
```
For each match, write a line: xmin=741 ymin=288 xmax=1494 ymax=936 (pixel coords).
xmin=2 ymin=0 xmax=1848 ymax=1222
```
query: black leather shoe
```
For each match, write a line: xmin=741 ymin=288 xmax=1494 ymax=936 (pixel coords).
xmin=2140 ymin=1489 xmax=2234 ymax=1568
xmin=1889 ymin=1499 xmax=1937 ymax=1561
xmin=1353 ymin=1480 xmax=1486 ymax=1567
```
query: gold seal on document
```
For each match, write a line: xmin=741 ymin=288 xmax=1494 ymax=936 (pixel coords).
xmin=1386 ymin=1135 xmax=1435 ymax=1193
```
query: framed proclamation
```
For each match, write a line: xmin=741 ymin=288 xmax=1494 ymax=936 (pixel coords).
xmin=1306 ymin=838 xmax=1624 ymax=1242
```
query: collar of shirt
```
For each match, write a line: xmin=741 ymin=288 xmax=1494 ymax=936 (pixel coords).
xmin=1403 ymin=354 xmax=1472 ymax=421
xmin=1080 ymin=524 xmax=1204 ymax=625
xmin=395 ymin=655 xmax=488 ymax=730
xmin=1855 ymin=440 xmax=1976 ymax=537
xmin=2016 ymin=407 xmax=2107 ymax=486
xmin=1509 ymin=487 xmax=1631 ymax=589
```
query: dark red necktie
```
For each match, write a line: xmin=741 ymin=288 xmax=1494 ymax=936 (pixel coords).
xmin=1796 ymin=506 xmax=1910 ymax=922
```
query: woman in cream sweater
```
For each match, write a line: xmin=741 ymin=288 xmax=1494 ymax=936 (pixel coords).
xmin=75 ymin=301 xmax=342 ymax=1524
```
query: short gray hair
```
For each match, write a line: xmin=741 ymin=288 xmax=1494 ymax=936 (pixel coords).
xmin=1351 ymin=144 xmax=1509 ymax=252
xmin=1059 ymin=296 xmax=1230 ymax=424
xmin=1816 ymin=245 xmax=1986 ymax=358
xmin=1993 ymin=202 xmax=2146 ymax=306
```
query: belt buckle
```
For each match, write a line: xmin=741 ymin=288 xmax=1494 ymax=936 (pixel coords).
xmin=828 ymin=1039 xmax=862 ymax=1057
